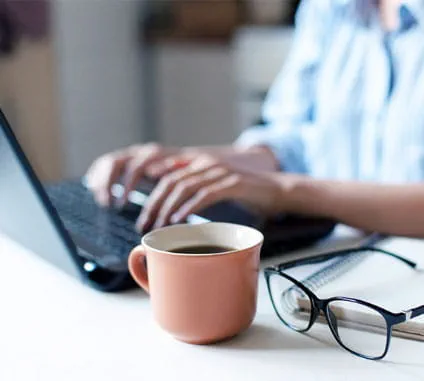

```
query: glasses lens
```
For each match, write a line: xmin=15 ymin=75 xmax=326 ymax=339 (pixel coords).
xmin=327 ymin=300 xmax=389 ymax=359
xmin=268 ymin=273 xmax=313 ymax=331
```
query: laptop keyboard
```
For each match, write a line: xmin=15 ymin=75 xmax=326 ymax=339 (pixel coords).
xmin=45 ymin=180 xmax=147 ymax=267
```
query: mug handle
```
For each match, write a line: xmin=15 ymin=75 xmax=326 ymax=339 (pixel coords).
xmin=128 ymin=245 xmax=150 ymax=293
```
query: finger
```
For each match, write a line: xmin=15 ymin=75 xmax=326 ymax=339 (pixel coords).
xmin=170 ymin=174 xmax=242 ymax=224
xmin=136 ymin=161 xmax=220 ymax=231
xmin=120 ymin=156 xmax=155 ymax=206
xmin=135 ymin=168 xmax=191 ymax=232
xmin=146 ymin=155 xmax=191 ymax=178
xmin=154 ymin=167 xmax=229 ymax=228
xmin=86 ymin=154 xmax=128 ymax=207
xmin=119 ymin=143 xmax=166 ymax=205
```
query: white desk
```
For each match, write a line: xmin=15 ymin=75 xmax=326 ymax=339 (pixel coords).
xmin=1 ymin=230 xmax=424 ymax=381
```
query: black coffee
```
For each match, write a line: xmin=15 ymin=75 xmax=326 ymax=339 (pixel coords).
xmin=170 ymin=245 xmax=235 ymax=254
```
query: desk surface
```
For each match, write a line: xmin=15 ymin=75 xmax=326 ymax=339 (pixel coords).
xmin=1 ymin=228 xmax=424 ymax=381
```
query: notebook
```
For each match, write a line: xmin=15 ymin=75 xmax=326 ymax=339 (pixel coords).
xmin=297 ymin=239 xmax=424 ymax=341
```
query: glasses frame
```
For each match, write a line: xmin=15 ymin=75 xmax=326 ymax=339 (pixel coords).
xmin=264 ymin=246 xmax=424 ymax=360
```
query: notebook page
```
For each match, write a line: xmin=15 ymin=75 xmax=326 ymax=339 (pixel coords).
xmin=306 ymin=251 xmax=424 ymax=340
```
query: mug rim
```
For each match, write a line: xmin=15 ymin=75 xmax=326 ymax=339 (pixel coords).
xmin=141 ymin=222 xmax=264 ymax=257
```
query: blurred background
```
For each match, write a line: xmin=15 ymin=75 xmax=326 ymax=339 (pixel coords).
xmin=0 ymin=0 xmax=300 ymax=182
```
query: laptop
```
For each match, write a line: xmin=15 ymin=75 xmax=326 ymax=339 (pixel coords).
xmin=0 ymin=110 xmax=335 ymax=291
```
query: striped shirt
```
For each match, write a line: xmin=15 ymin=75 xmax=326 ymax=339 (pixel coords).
xmin=237 ymin=0 xmax=424 ymax=183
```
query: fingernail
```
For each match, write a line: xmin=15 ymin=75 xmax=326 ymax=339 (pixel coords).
xmin=135 ymin=215 xmax=146 ymax=232
xmin=97 ymin=193 xmax=109 ymax=207
xmin=114 ymin=197 xmax=126 ymax=210
xmin=153 ymin=220 xmax=163 ymax=230
xmin=136 ymin=222 xmax=145 ymax=234
xmin=170 ymin=214 xmax=180 ymax=224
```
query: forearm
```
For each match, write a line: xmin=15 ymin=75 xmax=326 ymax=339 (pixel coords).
xmin=281 ymin=176 xmax=424 ymax=237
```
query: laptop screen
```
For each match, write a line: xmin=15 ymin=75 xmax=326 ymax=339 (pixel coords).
xmin=0 ymin=111 xmax=82 ymax=278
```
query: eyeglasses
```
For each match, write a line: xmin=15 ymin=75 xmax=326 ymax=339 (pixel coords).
xmin=264 ymin=246 xmax=424 ymax=360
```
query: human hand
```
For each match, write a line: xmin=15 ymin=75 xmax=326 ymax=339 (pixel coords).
xmin=137 ymin=153 xmax=284 ymax=232
xmin=85 ymin=143 xmax=184 ymax=207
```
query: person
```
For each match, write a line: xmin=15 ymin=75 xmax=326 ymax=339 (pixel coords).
xmin=86 ymin=0 xmax=424 ymax=237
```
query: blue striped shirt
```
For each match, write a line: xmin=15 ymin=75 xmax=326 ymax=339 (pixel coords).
xmin=237 ymin=0 xmax=424 ymax=183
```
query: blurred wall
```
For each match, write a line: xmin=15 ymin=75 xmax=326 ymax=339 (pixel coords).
xmin=0 ymin=1 xmax=295 ymax=181
xmin=0 ymin=38 xmax=62 ymax=181
xmin=53 ymin=0 xmax=145 ymax=178
xmin=155 ymin=43 xmax=238 ymax=146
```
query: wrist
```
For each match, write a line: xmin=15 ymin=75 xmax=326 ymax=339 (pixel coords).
xmin=275 ymin=174 xmax=326 ymax=215
xmin=232 ymin=144 xmax=279 ymax=172
xmin=246 ymin=145 xmax=279 ymax=171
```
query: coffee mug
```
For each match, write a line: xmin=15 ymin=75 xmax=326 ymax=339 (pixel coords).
xmin=128 ymin=222 xmax=263 ymax=344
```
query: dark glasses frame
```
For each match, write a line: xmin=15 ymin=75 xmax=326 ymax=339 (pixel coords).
xmin=264 ymin=246 xmax=424 ymax=360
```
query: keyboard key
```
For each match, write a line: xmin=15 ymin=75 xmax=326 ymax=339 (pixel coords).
xmin=45 ymin=180 xmax=143 ymax=265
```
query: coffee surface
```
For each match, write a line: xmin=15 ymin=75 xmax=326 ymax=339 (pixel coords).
xmin=170 ymin=245 xmax=235 ymax=254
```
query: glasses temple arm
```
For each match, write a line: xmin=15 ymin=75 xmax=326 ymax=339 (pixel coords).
xmin=277 ymin=246 xmax=417 ymax=271
xmin=406 ymin=305 xmax=424 ymax=320
xmin=372 ymin=247 xmax=418 ymax=268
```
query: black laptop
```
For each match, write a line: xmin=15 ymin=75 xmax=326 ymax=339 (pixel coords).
xmin=0 ymin=110 xmax=335 ymax=291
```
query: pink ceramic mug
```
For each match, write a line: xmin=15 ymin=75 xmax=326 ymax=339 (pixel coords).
xmin=128 ymin=222 xmax=263 ymax=344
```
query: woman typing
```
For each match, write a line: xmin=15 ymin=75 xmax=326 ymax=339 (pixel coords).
xmin=86 ymin=0 xmax=424 ymax=237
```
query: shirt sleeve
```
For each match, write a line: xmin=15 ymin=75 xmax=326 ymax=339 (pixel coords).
xmin=235 ymin=0 xmax=330 ymax=173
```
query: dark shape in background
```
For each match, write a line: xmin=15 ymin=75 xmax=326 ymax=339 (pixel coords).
xmin=0 ymin=0 xmax=49 ymax=55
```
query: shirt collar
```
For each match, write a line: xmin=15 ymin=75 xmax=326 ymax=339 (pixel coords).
xmin=402 ymin=0 xmax=424 ymax=27
xmin=333 ymin=0 xmax=423 ymax=30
